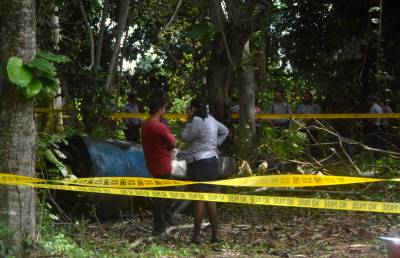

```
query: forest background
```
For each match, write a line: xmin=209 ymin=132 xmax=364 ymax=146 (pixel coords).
xmin=1 ymin=0 xmax=400 ymax=257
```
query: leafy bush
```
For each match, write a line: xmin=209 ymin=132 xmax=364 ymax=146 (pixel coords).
xmin=37 ymin=133 xmax=73 ymax=180
xmin=0 ymin=217 xmax=16 ymax=257
xmin=6 ymin=51 xmax=70 ymax=99
xmin=258 ymin=125 xmax=308 ymax=160
xmin=357 ymin=153 xmax=400 ymax=176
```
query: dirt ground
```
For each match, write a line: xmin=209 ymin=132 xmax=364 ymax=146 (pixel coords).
xmin=62 ymin=203 xmax=397 ymax=257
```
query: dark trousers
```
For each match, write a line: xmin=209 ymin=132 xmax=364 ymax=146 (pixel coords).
xmin=366 ymin=124 xmax=382 ymax=150
xmin=152 ymin=174 xmax=172 ymax=233
xmin=125 ymin=125 xmax=141 ymax=143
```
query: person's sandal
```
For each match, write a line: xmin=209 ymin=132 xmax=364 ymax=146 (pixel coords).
xmin=191 ymin=235 xmax=202 ymax=245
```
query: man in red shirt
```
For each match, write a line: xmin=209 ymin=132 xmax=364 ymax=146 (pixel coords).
xmin=141 ymin=98 xmax=176 ymax=235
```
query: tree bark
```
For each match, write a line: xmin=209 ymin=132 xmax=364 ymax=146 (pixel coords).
xmin=104 ymin=0 xmax=130 ymax=91
xmin=0 ymin=0 xmax=37 ymax=249
xmin=238 ymin=41 xmax=256 ymax=160
xmin=45 ymin=5 xmax=64 ymax=134
xmin=257 ymin=1 xmax=272 ymax=86
xmin=206 ymin=0 xmax=256 ymax=121
xmin=79 ymin=0 xmax=95 ymax=69
xmin=94 ymin=0 xmax=110 ymax=71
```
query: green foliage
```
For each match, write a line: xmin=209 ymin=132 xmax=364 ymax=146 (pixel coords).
xmin=20 ymin=79 xmax=42 ymax=98
xmin=41 ymin=232 xmax=94 ymax=258
xmin=357 ymin=154 xmax=400 ymax=176
xmin=6 ymin=57 xmax=33 ymax=87
xmin=185 ymin=22 xmax=215 ymax=44
xmin=6 ymin=51 xmax=70 ymax=99
xmin=35 ymin=208 xmax=132 ymax=258
xmin=0 ymin=217 xmax=17 ymax=257
xmin=258 ymin=125 xmax=308 ymax=160
xmin=26 ymin=58 xmax=56 ymax=76
xmin=37 ymin=51 xmax=72 ymax=63
xmin=38 ymin=209 xmax=94 ymax=258
xmin=147 ymin=244 xmax=194 ymax=257
xmin=37 ymin=133 xmax=73 ymax=180
xmin=168 ymin=94 xmax=192 ymax=114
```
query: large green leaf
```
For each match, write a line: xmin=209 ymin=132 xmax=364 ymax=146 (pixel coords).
xmin=27 ymin=58 xmax=56 ymax=76
xmin=40 ymin=74 xmax=58 ymax=85
xmin=42 ymin=77 xmax=60 ymax=89
xmin=40 ymin=78 xmax=60 ymax=98
xmin=37 ymin=51 xmax=71 ymax=63
xmin=185 ymin=22 xmax=215 ymax=41
xmin=21 ymin=79 xmax=42 ymax=98
xmin=7 ymin=57 xmax=33 ymax=87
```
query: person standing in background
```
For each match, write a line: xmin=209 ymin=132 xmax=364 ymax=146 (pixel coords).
xmin=141 ymin=98 xmax=177 ymax=236
xmin=366 ymin=95 xmax=383 ymax=150
xmin=296 ymin=92 xmax=322 ymax=142
xmin=181 ymin=98 xmax=229 ymax=245
xmin=380 ymin=100 xmax=394 ymax=133
xmin=267 ymin=89 xmax=292 ymax=130
xmin=124 ymin=94 xmax=141 ymax=143
xmin=380 ymin=100 xmax=394 ymax=149
xmin=296 ymin=92 xmax=321 ymax=115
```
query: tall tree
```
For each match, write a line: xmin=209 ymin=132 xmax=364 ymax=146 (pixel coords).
xmin=206 ymin=0 xmax=257 ymax=121
xmin=238 ymin=41 xmax=256 ymax=159
xmin=104 ymin=0 xmax=131 ymax=91
xmin=0 ymin=0 xmax=37 ymax=249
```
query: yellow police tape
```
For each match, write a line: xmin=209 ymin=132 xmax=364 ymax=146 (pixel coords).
xmin=35 ymin=108 xmax=400 ymax=120
xmin=2 ymin=173 xmax=400 ymax=213
xmin=1 ymin=179 xmax=400 ymax=214
xmin=0 ymin=173 xmax=386 ymax=188
xmin=108 ymin=112 xmax=400 ymax=120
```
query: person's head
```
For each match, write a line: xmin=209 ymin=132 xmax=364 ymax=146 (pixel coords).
xmin=189 ymin=98 xmax=208 ymax=120
xmin=231 ymin=96 xmax=239 ymax=105
xmin=302 ymin=92 xmax=313 ymax=105
xmin=274 ymin=89 xmax=285 ymax=102
xmin=127 ymin=93 xmax=136 ymax=103
xmin=149 ymin=98 xmax=167 ymax=117
xmin=154 ymin=88 xmax=167 ymax=100
xmin=367 ymin=95 xmax=378 ymax=106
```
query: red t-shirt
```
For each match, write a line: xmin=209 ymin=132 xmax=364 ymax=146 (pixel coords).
xmin=141 ymin=119 xmax=176 ymax=177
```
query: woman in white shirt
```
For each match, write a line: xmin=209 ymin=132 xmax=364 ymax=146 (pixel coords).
xmin=181 ymin=98 xmax=229 ymax=245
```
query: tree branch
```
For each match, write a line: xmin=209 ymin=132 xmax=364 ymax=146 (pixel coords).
xmin=104 ymin=0 xmax=130 ymax=91
xmin=213 ymin=0 xmax=235 ymax=68
xmin=79 ymin=0 xmax=95 ymax=69
xmin=159 ymin=0 xmax=182 ymax=35
xmin=95 ymin=0 xmax=109 ymax=71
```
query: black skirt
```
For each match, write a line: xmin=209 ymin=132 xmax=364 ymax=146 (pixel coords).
xmin=187 ymin=156 xmax=220 ymax=192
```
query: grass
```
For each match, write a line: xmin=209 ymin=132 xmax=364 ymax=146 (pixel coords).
xmin=25 ymin=155 xmax=400 ymax=257
xmin=25 ymin=200 xmax=395 ymax=258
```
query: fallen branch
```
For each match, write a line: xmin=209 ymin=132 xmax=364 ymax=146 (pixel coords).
xmin=166 ymin=222 xmax=210 ymax=235
xmin=129 ymin=237 xmax=144 ymax=249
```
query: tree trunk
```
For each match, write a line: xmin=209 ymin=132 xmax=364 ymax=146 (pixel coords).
xmin=206 ymin=0 xmax=256 ymax=122
xmin=94 ymin=0 xmax=110 ymax=71
xmin=206 ymin=34 xmax=232 ymax=121
xmin=104 ymin=0 xmax=130 ymax=91
xmin=44 ymin=5 xmax=64 ymax=134
xmin=0 ymin=0 xmax=37 ymax=250
xmin=79 ymin=0 xmax=95 ymax=69
xmin=206 ymin=28 xmax=250 ymax=122
xmin=52 ymin=7 xmax=64 ymax=133
xmin=238 ymin=41 xmax=256 ymax=160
